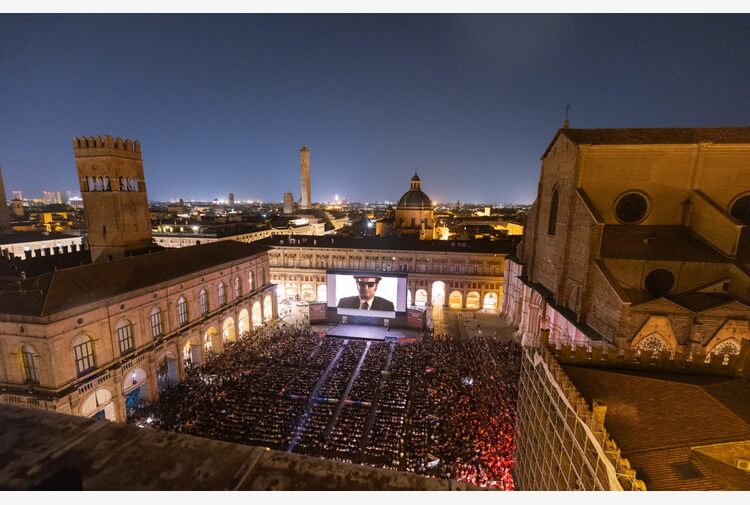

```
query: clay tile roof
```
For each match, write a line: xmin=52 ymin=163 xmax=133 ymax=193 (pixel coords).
xmin=543 ymin=126 xmax=750 ymax=158
xmin=599 ymin=225 xmax=731 ymax=263
xmin=0 ymin=240 xmax=269 ymax=317
xmin=562 ymin=365 xmax=750 ymax=490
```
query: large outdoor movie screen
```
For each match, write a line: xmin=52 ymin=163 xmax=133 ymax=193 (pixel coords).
xmin=326 ymin=270 xmax=407 ymax=318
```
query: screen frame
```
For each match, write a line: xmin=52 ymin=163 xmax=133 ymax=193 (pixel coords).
xmin=326 ymin=269 xmax=408 ymax=315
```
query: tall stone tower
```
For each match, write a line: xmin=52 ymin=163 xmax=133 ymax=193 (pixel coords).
xmin=73 ymin=135 xmax=152 ymax=262
xmin=228 ymin=192 xmax=235 ymax=207
xmin=299 ymin=145 xmax=311 ymax=210
xmin=283 ymin=191 xmax=294 ymax=214
xmin=0 ymin=163 xmax=12 ymax=234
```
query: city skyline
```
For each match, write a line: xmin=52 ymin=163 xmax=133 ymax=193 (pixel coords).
xmin=1 ymin=14 xmax=749 ymax=203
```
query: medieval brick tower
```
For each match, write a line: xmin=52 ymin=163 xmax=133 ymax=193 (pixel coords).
xmin=73 ymin=135 xmax=152 ymax=262
xmin=299 ymin=145 xmax=311 ymax=210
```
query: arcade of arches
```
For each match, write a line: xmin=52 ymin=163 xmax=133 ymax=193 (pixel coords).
xmin=72 ymin=290 xmax=278 ymax=424
xmin=274 ymin=275 xmax=501 ymax=311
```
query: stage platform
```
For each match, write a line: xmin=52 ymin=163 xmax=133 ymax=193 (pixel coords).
xmin=325 ymin=323 xmax=421 ymax=343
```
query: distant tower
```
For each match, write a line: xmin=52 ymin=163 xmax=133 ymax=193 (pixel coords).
xmin=283 ymin=192 xmax=294 ymax=214
xmin=228 ymin=192 xmax=235 ymax=207
xmin=299 ymin=145 xmax=311 ymax=210
xmin=0 ymin=163 xmax=12 ymax=234
xmin=73 ymin=135 xmax=152 ymax=262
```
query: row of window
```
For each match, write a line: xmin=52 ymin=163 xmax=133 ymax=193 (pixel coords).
xmin=547 ymin=189 xmax=750 ymax=234
xmin=19 ymin=269 xmax=268 ymax=383
xmin=85 ymin=176 xmax=140 ymax=193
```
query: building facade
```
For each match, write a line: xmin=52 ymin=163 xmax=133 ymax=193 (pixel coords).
xmin=505 ymin=126 xmax=750 ymax=490
xmin=263 ymin=235 xmax=511 ymax=311
xmin=504 ymin=127 xmax=750 ymax=358
xmin=0 ymin=241 xmax=276 ymax=423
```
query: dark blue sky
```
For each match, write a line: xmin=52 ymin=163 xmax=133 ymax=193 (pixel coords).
xmin=1 ymin=14 xmax=749 ymax=204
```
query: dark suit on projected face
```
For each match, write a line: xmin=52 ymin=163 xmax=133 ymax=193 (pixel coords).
xmin=337 ymin=295 xmax=395 ymax=311
xmin=337 ymin=275 xmax=395 ymax=312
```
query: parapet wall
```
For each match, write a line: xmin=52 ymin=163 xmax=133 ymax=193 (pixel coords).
xmin=514 ymin=341 xmax=647 ymax=491
xmin=0 ymin=404 xmax=475 ymax=491
xmin=547 ymin=337 xmax=750 ymax=378
xmin=72 ymin=135 xmax=141 ymax=159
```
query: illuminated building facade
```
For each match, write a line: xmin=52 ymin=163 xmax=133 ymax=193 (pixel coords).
xmin=73 ymin=135 xmax=153 ymax=262
xmin=0 ymin=241 xmax=276 ymax=423
xmin=505 ymin=127 xmax=750 ymax=490
xmin=394 ymin=174 xmax=436 ymax=240
xmin=263 ymin=235 xmax=511 ymax=311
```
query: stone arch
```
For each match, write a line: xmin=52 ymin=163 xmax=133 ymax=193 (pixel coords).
xmin=704 ymin=319 xmax=749 ymax=360
xmin=630 ymin=316 xmax=678 ymax=354
xmin=431 ymin=281 xmax=446 ymax=306
xmin=222 ymin=317 xmax=236 ymax=343
xmin=285 ymin=282 xmax=298 ymax=300
xmin=466 ymin=291 xmax=481 ymax=309
xmin=263 ymin=294 xmax=273 ymax=322
xmin=182 ymin=336 xmax=201 ymax=366
xmin=301 ymin=283 xmax=315 ymax=301
xmin=483 ymin=292 xmax=498 ymax=310
xmin=80 ymin=388 xmax=116 ymax=421
xmin=204 ymin=326 xmax=220 ymax=352
xmin=155 ymin=350 xmax=180 ymax=390
xmin=122 ymin=367 xmax=148 ymax=395
xmin=406 ymin=288 xmax=412 ymax=307
xmin=415 ymin=289 xmax=428 ymax=307
xmin=238 ymin=308 xmax=250 ymax=336
xmin=252 ymin=301 xmax=263 ymax=328
xmin=448 ymin=290 xmax=463 ymax=309
xmin=317 ymin=284 xmax=327 ymax=302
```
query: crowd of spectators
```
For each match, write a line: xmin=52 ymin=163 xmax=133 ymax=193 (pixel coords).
xmin=132 ymin=323 xmax=521 ymax=489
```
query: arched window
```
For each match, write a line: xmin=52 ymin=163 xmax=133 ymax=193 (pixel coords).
xmin=119 ymin=177 xmax=127 ymax=191
xmin=95 ymin=177 xmax=103 ymax=192
xmin=72 ymin=334 xmax=96 ymax=376
xmin=199 ymin=288 xmax=209 ymax=315
xmin=103 ymin=176 xmax=111 ymax=191
xmin=248 ymin=271 xmax=254 ymax=291
xmin=133 ymin=178 xmax=139 ymax=192
xmin=548 ymin=189 xmax=559 ymax=235
xmin=22 ymin=345 xmax=39 ymax=384
xmin=234 ymin=276 xmax=242 ymax=299
xmin=177 ymin=296 xmax=189 ymax=326
xmin=150 ymin=307 xmax=163 ymax=338
xmin=260 ymin=267 xmax=266 ymax=286
xmin=87 ymin=176 xmax=95 ymax=192
xmin=115 ymin=319 xmax=134 ymax=354
xmin=218 ymin=282 xmax=226 ymax=306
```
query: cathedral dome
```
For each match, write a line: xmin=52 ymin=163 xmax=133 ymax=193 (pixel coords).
xmin=397 ymin=173 xmax=433 ymax=209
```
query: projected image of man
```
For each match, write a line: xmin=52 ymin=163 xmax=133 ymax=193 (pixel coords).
xmin=337 ymin=276 xmax=395 ymax=311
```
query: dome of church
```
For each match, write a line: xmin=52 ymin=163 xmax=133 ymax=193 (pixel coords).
xmin=397 ymin=173 xmax=433 ymax=209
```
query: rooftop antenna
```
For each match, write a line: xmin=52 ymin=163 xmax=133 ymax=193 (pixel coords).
xmin=563 ymin=104 xmax=570 ymax=129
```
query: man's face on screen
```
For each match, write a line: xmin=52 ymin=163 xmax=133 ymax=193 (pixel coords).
xmin=356 ymin=277 xmax=379 ymax=301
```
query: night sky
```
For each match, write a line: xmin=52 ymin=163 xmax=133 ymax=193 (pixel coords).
xmin=1 ymin=14 xmax=749 ymax=204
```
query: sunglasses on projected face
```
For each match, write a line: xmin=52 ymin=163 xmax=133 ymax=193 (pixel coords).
xmin=357 ymin=281 xmax=378 ymax=288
